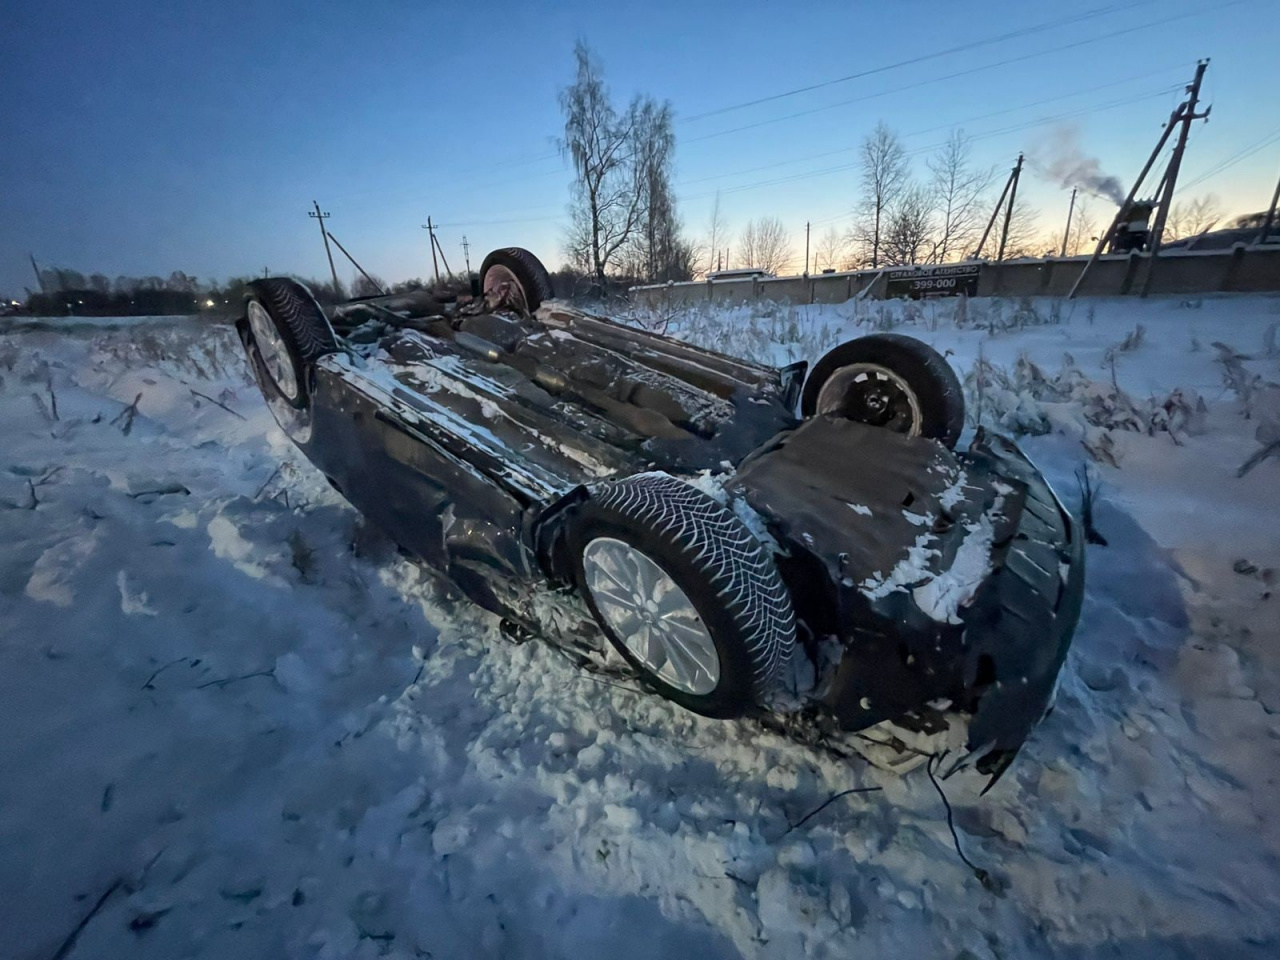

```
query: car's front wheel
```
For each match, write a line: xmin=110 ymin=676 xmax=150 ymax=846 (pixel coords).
xmin=244 ymin=278 xmax=338 ymax=409
xmin=479 ymin=247 xmax=554 ymax=313
xmin=569 ymin=473 xmax=795 ymax=718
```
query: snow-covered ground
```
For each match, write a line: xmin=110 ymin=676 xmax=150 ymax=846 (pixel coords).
xmin=1 ymin=296 xmax=1278 ymax=959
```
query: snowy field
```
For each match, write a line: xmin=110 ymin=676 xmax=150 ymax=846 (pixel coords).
xmin=1 ymin=295 xmax=1278 ymax=959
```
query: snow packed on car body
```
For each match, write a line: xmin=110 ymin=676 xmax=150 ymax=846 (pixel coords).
xmin=236 ymin=246 xmax=1085 ymax=788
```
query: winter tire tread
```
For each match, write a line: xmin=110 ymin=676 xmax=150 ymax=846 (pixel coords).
xmin=479 ymin=247 xmax=555 ymax=311
xmin=571 ymin=473 xmax=796 ymax=718
xmin=801 ymin=332 xmax=965 ymax=447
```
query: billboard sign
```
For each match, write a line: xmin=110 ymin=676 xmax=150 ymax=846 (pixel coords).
xmin=884 ymin=263 xmax=981 ymax=299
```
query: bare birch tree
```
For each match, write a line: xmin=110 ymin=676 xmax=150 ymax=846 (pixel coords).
xmin=558 ymin=42 xmax=643 ymax=284
xmin=737 ymin=220 xmax=759 ymax=270
xmin=704 ymin=192 xmax=727 ymax=275
xmin=849 ymin=122 xmax=909 ymax=268
xmin=999 ymin=201 xmax=1047 ymax=259
xmin=1166 ymin=194 xmax=1224 ymax=242
xmin=928 ymin=130 xmax=992 ymax=262
xmin=737 ymin=217 xmax=792 ymax=274
xmin=814 ymin=226 xmax=847 ymax=272
xmin=1065 ymin=197 xmax=1099 ymax=255
xmin=881 ymin=187 xmax=936 ymax=265
xmin=625 ymin=98 xmax=692 ymax=281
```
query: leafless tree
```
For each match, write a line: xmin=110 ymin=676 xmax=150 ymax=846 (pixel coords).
xmin=704 ymin=192 xmax=728 ymax=275
xmin=737 ymin=216 xmax=792 ymax=274
xmin=351 ymin=274 xmax=387 ymax=298
xmin=1230 ymin=209 xmax=1276 ymax=229
xmin=814 ymin=226 xmax=847 ymax=272
xmin=558 ymin=42 xmax=644 ymax=284
xmin=999 ymin=200 xmax=1047 ymax=259
xmin=849 ymin=122 xmax=910 ymax=268
xmin=633 ymin=98 xmax=687 ymax=281
xmin=1065 ymin=197 xmax=1099 ymax=256
xmin=738 ymin=219 xmax=760 ymax=270
xmin=41 ymin=267 xmax=87 ymax=292
xmin=560 ymin=43 xmax=695 ymax=284
xmin=1165 ymin=193 xmax=1224 ymax=242
xmin=166 ymin=271 xmax=199 ymax=294
xmin=927 ymin=130 xmax=992 ymax=262
xmin=881 ymin=187 xmax=936 ymax=265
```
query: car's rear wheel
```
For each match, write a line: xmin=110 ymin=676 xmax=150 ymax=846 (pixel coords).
xmin=244 ymin=278 xmax=338 ymax=408
xmin=801 ymin=333 xmax=965 ymax=447
xmin=480 ymin=247 xmax=554 ymax=313
xmin=569 ymin=473 xmax=795 ymax=718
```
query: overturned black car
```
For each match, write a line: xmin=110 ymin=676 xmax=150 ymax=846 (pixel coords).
xmin=237 ymin=247 xmax=1084 ymax=786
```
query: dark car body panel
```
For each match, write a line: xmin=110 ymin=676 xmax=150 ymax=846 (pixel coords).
xmin=237 ymin=296 xmax=1084 ymax=782
xmin=726 ymin=417 xmax=1084 ymax=779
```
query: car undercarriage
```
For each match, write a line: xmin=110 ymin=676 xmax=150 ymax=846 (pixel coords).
xmin=237 ymin=247 xmax=1085 ymax=788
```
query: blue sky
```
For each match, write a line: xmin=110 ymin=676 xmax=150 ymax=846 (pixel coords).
xmin=2 ymin=0 xmax=1277 ymax=294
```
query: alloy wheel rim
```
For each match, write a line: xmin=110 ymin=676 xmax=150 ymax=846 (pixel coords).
xmin=815 ymin=362 xmax=921 ymax=435
xmin=246 ymin=300 xmax=299 ymax=401
xmin=582 ymin=537 xmax=720 ymax=695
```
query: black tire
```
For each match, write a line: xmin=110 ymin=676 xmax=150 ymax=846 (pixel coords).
xmin=569 ymin=473 xmax=796 ymax=719
xmin=244 ymin=278 xmax=338 ymax=409
xmin=800 ymin=333 xmax=965 ymax=448
xmin=479 ymin=247 xmax=554 ymax=312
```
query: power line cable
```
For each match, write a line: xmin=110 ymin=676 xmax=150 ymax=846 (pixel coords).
xmin=676 ymin=87 xmax=1176 ymax=204
xmin=678 ymin=69 xmax=1183 ymax=190
xmin=324 ymin=1 xmax=1237 ymax=208
xmin=432 ymin=212 xmax=566 ymax=229
xmin=684 ymin=31 xmax=1188 ymax=145
xmin=682 ymin=0 xmax=1159 ymax=122
xmin=1179 ymin=125 xmax=1280 ymax=190
xmin=414 ymin=73 xmax=1172 ymax=221
xmin=427 ymin=87 xmax=1177 ymax=229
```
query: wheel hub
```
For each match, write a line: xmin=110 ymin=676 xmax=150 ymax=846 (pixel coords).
xmin=246 ymin=300 xmax=298 ymax=401
xmin=815 ymin=363 xmax=921 ymax=435
xmin=582 ymin=537 xmax=720 ymax=695
xmin=483 ymin=264 xmax=527 ymax=312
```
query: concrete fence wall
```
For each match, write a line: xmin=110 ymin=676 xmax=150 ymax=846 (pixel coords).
xmin=631 ymin=245 xmax=1280 ymax=308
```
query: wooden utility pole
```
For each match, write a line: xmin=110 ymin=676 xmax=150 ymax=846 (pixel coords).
xmin=1139 ymin=59 xmax=1211 ymax=296
xmin=432 ymin=231 xmax=453 ymax=277
xmin=461 ymin=235 xmax=472 ymax=274
xmin=1064 ymin=76 xmax=1192 ymax=296
xmin=422 ymin=219 xmax=440 ymax=282
xmin=309 ymin=202 xmax=341 ymax=295
xmin=1257 ymin=166 xmax=1280 ymax=245
xmin=1147 ymin=60 xmax=1210 ymax=256
xmin=326 ymin=231 xmax=385 ymax=295
xmin=996 ymin=153 xmax=1024 ymax=262
xmin=974 ymin=159 xmax=1017 ymax=259
xmin=1061 ymin=187 xmax=1078 ymax=257
xmin=804 ymin=221 xmax=811 ymax=276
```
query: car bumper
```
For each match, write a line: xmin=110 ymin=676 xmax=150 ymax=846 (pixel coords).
xmin=730 ymin=417 xmax=1085 ymax=787
xmin=953 ymin=430 xmax=1086 ymax=784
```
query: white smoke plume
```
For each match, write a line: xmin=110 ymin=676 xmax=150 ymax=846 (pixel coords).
xmin=1032 ymin=125 xmax=1126 ymax=205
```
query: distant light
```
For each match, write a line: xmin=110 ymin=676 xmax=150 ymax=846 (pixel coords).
xmin=204 ymin=299 xmax=215 ymax=307
xmin=78 ymin=299 xmax=83 ymax=304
